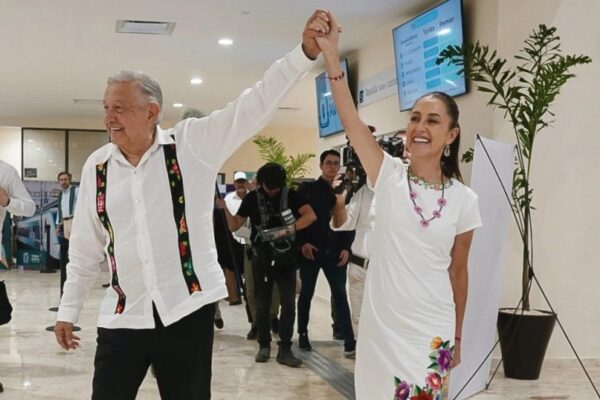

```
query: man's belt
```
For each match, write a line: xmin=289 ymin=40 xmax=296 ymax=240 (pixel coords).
xmin=349 ymin=254 xmax=369 ymax=269
xmin=62 ymin=216 xmax=74 ymax=221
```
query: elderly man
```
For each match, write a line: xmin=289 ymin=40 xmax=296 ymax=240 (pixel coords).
xmin=54 ymin=10 xmax=330 ymax=399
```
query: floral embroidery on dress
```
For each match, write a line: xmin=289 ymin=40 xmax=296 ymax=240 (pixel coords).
xmin=393 ymin=336 xmax=454 ymax=400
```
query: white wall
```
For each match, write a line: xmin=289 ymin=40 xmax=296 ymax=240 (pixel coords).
xmin=313 ymin=0 xmax=599 ymax=359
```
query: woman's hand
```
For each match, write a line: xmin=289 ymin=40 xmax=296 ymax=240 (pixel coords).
xmin=315 ymin=11 xmax=342 ymax=56
xmin=451 ymin=342 xmax=461 ymax=368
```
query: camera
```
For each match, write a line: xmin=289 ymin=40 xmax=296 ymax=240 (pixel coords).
xmin=339 ymin=135 xmax=406 ymax=200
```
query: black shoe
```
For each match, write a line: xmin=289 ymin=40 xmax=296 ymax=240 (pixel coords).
xmin=101 ymin=283 xmax=110 ymax=288
xmin=343 ymin=341 xmax=356 ymax=358
xmin=255 ymin=346 xmax=270 ymax=363
xmin=246 ymin=326 xmax=257 ymax=340
xmin=276 ymin=345 xmax=303 ymax=367
xmin=333 ymin=330 xmax=344 ymax=340
xmin=214 ymin=318 xmax=224 ymax=329
xmin=0 ymin=382 xmax=4 ymax=393
xmin=298 ymin=332 xmax=312 ymax=351
xmin=271 ymin=317 xmax=279 ymax=334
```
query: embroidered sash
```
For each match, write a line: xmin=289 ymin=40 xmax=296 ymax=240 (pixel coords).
xmin=163 ymin=144 xmax=202 ymax=293
xmin=95 ymin=162 xmax=126 ymax=314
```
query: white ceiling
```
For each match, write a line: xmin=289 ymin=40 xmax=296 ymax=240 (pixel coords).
xmin=0 ymin=0 xmax=434 ymax=129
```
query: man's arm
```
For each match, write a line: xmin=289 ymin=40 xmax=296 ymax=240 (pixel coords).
xmin=0 ymin=165 xmax=35 ymax=217
xmin=295 ymin=204 xmax=317 ymax=231
xmin=218 ymin=201 xmax=247 ymax=233
xmin=55 ymin=161 xmax=106 ymax=349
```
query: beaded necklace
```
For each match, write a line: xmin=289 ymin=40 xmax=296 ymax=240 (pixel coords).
xmin=407 ymin=169 xmax=447 ymax=228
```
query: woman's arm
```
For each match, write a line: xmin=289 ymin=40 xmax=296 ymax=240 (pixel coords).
xmin=448 ymin=229 xmax=475 ymax=367
xmin=316 ymin=13 xmax=384 ymax=184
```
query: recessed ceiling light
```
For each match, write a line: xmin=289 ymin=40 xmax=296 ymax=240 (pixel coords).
xmin=190 ymin=78 xmax=203 ymax=85
xmin=173 ymin=103 xmax=184 ymax=108
xmin=218 ymin=38 xmax=233 ymax=46
xmin=27 ymin=139 xmax=34 ymax=143
xmin=115 ymin=20 xmax=176 ymax=35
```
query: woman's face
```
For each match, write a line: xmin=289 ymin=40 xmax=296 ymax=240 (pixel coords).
xmin=406 ymin=96 xmax=458 ymax=160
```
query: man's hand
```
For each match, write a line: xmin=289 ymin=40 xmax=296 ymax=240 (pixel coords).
xmin=301 ymin=243 xmax=319 ymax=261
xmin=302 ymin=10 xmax=332 ymax=60
xmin=0 ymin=186 xmax=10 ymax=208
xmin=215 ymin=198 xmax=226 ymax=210
xmin=54 ymin=321 xmax=81 ymax=351
xmin=337 ymin=249 xmax=350 ymax=266
xmin=332 ymin=175 xmax=348 ymax=207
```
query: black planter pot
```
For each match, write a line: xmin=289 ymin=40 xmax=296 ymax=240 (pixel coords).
xmin=497 ymin=308 xmax=556 ymax=380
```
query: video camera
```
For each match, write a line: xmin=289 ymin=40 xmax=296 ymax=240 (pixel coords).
xmin=337 ymin=135 xmax=405 ymax=200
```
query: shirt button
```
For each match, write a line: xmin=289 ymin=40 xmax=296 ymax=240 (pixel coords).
xmin=135 ymin=199 xmax=140 ymax=204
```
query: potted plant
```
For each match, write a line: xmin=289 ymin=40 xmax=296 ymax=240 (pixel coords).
xmin=253 ymin=135 xmax=315 ymax=187
xmin=437 ymin=25 xmax=591 ymax=379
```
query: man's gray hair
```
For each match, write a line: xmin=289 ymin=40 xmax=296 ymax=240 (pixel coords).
xmin=181 ymin=108 xmax=205 ymax=121
xmin=107 ymin=70 xmax=163 ymax=124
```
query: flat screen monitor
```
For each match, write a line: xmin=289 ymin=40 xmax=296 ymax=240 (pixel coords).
xmin=393 ymin=0 xmax=467 ymax=111
xmin=315 ymin=59 xmax=349 ymax=138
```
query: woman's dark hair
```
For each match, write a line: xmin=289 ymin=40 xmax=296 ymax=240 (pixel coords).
xmin=257 ymin=162 xmax=286 ymax=189
xmin=414 ymin=91 xmax=463 ymax=182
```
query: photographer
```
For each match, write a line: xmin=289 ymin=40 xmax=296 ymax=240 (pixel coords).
xmin=218 ymin=162 xmax=316 ymax=367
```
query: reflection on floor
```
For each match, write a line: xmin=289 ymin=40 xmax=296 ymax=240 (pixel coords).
xmin=0 ymin=269 xmax=598 ymax=399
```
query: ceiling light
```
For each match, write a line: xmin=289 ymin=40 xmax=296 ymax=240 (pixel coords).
xmin=115 ymin=20 xmax=176 ymax=35
xmin=173 ymin=103 xmax=183 ymax=108
xmin=190 ymin=78 xmax=203 ymax=85
xmin=27 ymin=139 xmax=34 ymax=143
xmin=218 ymin=38 xmax=234 ymax=46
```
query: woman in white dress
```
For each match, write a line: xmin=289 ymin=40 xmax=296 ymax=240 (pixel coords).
xmin=311 ymin=12 xmax=482 ymax=400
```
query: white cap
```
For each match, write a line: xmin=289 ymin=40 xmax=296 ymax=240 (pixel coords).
xmin=233 ymin=171 xmax=247 ymax=181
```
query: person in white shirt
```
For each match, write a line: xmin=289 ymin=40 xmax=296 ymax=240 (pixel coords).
xmin=55 ymin=171 xmax=78 ymax=296
xmin=0 ymin=160 xmax=36 ymax=258
xmin=53 ymin=10 xmax=328 ymax=399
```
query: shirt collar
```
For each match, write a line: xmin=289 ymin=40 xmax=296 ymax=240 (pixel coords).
xmin=106 ymin=126 xmax=171 ymax=166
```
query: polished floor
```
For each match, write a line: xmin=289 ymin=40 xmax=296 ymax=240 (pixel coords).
xmin=0 ymin=269 xmax=598 ymax=399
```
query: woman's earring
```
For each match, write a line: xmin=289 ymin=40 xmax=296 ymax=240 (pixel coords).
xmin=443 ymin=145 xmax=451 ymax=157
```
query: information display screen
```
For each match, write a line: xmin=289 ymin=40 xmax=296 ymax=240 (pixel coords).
xmin=315 ymin=59 xmax=349 ymax=138
xmin=393 ymin=0 xmax=466 ymax=111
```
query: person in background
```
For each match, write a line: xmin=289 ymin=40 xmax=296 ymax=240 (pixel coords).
xmin=315 ymin=13 xmax=482 ymax=399
xmin=53 ymin=11 xmax=326 ymax=398
xmin=55 ymin=171 xmax=78 ymax=296
xmin=219 ymin=162 xmax=316 ymax=367
xmin=296 ymin=150 xmax=356 ymax=357
xmin=0 ymin=158 xmax=35 ymax=394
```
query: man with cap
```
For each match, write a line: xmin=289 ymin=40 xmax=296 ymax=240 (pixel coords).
xmin=218 ymin=162 xmax=316 ymax=367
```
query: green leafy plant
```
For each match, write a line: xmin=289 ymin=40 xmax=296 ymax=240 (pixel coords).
xmin=437 ymin=24 xmax=591 ymax=310
xmin=252 ymin=135 xmax=315 ymax=187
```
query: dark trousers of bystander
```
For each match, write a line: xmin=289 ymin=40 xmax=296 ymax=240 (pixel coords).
xmin=252 ymin=247 xmax=296 ymax=348
xmin=297 ymin=256 xmax=355 ymax=348
xmin=91 ymin=303 xmax=215 ymax=400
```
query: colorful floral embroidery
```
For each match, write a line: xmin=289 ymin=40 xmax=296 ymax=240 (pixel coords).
xmin=393 ymin=336 xmax=454 ymax=400
xmin=96 ymin=162 xmax=127 ymax=314
xmin=163 ymin=144 xmax=201 ymax=294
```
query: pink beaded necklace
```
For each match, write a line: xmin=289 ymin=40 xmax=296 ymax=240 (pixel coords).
xmin=407 ymin=170 xmax=447 ymax=228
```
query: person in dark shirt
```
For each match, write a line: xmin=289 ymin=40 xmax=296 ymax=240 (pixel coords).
xmin=296 ymin=150 xmax=356 ymax=357
xmin=218 ymin=162 xmax=316 ymax=367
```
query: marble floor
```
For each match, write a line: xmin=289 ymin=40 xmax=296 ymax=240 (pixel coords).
xmin=0 ymin=269 xmax=598 ymax=399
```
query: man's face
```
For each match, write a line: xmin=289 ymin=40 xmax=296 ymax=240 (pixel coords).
xmin=58 ymin=174 xmax=71 ymax=190
xmin=234 ymin=179 xmax=248 ymax=195
xmin=320 ymin=154 xmax=340 ymax=181
xmin=103 ymin=81 xmax=159 ymax=152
